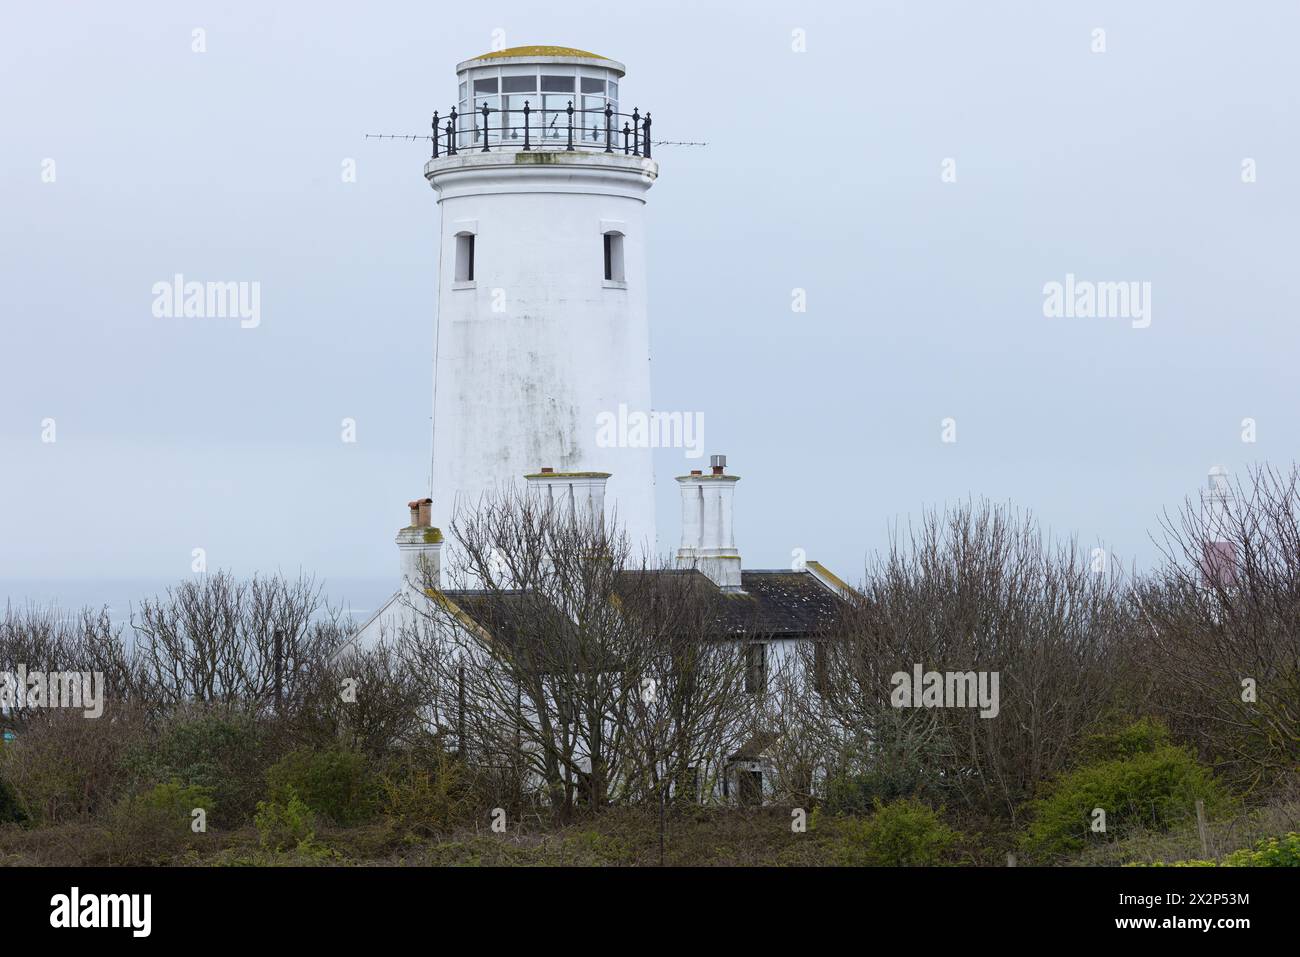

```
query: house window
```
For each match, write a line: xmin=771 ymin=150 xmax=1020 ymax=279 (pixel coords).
xmin=455 ymin=233 xmax=475 ymax=282
xmin=744 ymin=643 xmax=766 ymax=694
xmin=603 ymin=232 xmax=625 ymax=282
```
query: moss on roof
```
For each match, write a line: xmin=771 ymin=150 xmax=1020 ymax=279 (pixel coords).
xmin=523 ymin=471 xmax=612 ymax=479
xmin=472 ymin=45 xmax=605 ymax=61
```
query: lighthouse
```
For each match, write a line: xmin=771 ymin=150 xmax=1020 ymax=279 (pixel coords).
xmin=346 ymin=45 xmax=849 ymax=709
xmin=424 ymin=45 xmax=658 ymax=554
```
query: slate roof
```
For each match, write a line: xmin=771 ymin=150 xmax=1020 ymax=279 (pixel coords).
xmin=441 ymin=589 xmax=570 ymax=653
xmin=722 ymin=571 xmax=844 ymax=639
xmin=440 ymin=569 xmax=844 ymax=656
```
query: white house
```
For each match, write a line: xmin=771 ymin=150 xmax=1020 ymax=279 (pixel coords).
xmin=349 ymin=461 xmax=852 ymax=804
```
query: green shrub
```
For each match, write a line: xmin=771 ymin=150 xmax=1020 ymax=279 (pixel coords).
xmin=1132 ymin=858 xmax=1219 ymax=867
xmin=822 ymin=715 xmax=953 ymax=815
xmin=824 ymin=770 xmax=924 ymax=816
xmin=1133 ymin=832 xmax=1300 ymax=867
xmin=254 ymin=787 xmax=317 ymax=851
xmin=1222 ymin=832 xmax=1300 ymax=867
xmin=1081 ymin=716 xmax=1171 ymax=762
xmin=0 ymin=740 xmax=26 ymax=824
xmin=1023 ymin=726 xmax=1229 ymax=859
xmin=97 ymin=782 xmax=215 ymax=865
xmin=0 ymin=710 xmax=146 ymax=823
xmin=119 ymin=711 xmax=269 ymax=828
xmin=0 ymin=775 xmax=24 ymax=824
xmin=379 ymin=753 xmax=471 ymax=836
xmin=820 ymin=798 xmax=960 ymax=866
xmin=266 ymin=748 xmax=377 ymax=825
xmin=130 ymin=780 xmax=215 ymax=825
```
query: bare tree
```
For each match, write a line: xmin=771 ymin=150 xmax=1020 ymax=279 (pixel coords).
xmin=131 ymin=571 xmax=341 ymax=713
xmin=0 ymin=604 xmax=140 ymax=730
xmin=397 ymin=487 xmax=757 ymax=822
xmin=786 ymin=501 xmax=1131 ymax=819
xmin=618 ymin=568 xmax=760 ymax=808
xmin=1139 ymin=464 xmax=1300 ymax=793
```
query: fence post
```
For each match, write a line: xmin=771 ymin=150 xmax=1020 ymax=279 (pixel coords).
xmin=431 ymin=112 xmax=439 ymax=158
xmin=1195 ymin=799 xmax=1210 ymax=858
xmin=523 ymin=101 xmax=531 ymax=151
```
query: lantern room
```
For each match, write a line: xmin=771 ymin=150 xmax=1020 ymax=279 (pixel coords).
xmin=442 ymin=45 xmax=644 ymax=153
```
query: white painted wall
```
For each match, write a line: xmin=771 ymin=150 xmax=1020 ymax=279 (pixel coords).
xmin=425 ymin=148 xmax=659 ymax=558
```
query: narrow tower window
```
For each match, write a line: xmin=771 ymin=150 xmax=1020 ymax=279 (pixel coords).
xmin=603 ymin=231 xmax=625 ymax=282
xmin=455 ymin=233 xmax=475 ymax=282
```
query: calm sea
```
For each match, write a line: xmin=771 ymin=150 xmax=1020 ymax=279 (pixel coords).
xmin=0 ymin=578 xmax=395 ymax=626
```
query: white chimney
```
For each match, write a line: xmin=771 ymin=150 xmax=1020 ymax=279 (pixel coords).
xmin=676 ymin=454 xmax=742 ymax=591
xmin=397 ymin=497 xmax=442 ymax=592
xmin=524 ymin=468 xmax=610 ymax=533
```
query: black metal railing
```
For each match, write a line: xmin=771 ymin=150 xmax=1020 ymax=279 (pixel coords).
xmin=430 ymin=102 xmax=652 ymax=160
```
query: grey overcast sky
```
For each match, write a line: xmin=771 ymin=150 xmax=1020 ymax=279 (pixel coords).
xmin=1 ymin=0 xmax=1297 ymax=593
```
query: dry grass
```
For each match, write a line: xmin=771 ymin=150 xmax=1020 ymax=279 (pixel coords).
xmin=1069 ymin=800 xmax=1300 ymax=866
xmin=4 ymin=798 xmax=1296 ymax=867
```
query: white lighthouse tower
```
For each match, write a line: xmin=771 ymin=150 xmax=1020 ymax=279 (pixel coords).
xmin=424 ymin=45 xmax=658 ymax=554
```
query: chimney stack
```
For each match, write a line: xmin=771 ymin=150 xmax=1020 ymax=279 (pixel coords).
xmin=676 ymin=454 xmax=742 ymax=591
xmin=524 ymin=469 xmax=610 ymax=533
xmin=397 ymin=497 xmax=442 ymax=592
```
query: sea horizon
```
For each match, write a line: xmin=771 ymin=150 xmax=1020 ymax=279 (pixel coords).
xmin=0 ymin=576 xmax=395 ymax=625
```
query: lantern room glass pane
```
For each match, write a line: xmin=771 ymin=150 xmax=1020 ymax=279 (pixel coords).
xmin=502 ymin=74 xmax=536 ymax=93
xmin=471 ymin=94 xmax=499 ymax=143
xmin=541 ymin=94 xmax=570 ymax=141
xmin=581 ymin=95 xmax=605 ymax=142
xmin=541 ymin=74 xmax=575 ymax=92
xmin=500 ymin=95 xmax=529 ymax=143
